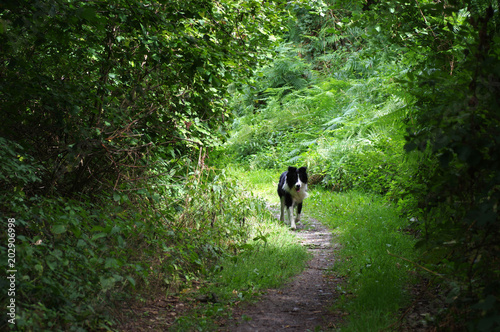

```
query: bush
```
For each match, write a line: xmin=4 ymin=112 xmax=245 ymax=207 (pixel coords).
xmin=0 ymin=139 xmax=264 ymax=330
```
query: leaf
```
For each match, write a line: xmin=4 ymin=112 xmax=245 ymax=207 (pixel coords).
xmin=51 ymin=249 xmax=63 ymax=260
xmin=91 ymin=232 xmax=107 ymax=241
xmin=126 ymin=276 xmax=136 ymax=287
xmin=78 ymin=7 xmax=97 ymax=22
xmin=100 ymin=276 xmax=116 ymax=291
xmin=105 ymin=258 xmax=119 ymax=268
xmin=52 ymin=224 xmax=67 ymax=234
xmin=46 ymin=258 xmax=58 ymax=271
xmin=35 ymin=264 xmax=43 ymax=273
xmin=472 ymin=295 xmax=497 ymax=311
xmin=438 ymin=150 xmax=453 ymax=167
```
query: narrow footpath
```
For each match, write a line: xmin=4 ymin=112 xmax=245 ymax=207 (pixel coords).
xmin=226 ymin=212 xmax=344 ymax=331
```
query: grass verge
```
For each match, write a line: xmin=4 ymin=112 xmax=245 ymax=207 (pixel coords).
xmin=170 ymin=167 xmax=310 ymax=331
xmin=308 ymin=189 xmax=418 ymax=331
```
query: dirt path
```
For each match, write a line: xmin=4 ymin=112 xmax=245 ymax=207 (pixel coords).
xmin=225 ymin=212 xmax=344 ymax=331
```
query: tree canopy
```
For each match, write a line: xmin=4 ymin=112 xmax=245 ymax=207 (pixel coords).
xmin=0 ymin=0 xmax=286 ymax=197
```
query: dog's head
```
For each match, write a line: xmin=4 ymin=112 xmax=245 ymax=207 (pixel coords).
xmin=286 ymin=166 xmax=308 ymax=192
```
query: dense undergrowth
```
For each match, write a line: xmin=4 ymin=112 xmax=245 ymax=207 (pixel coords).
xmin=0 ymin=1 xmax=292 ymax=330
xmin=1 ymin=139 xmax=309 ymax=331
xmin=0 ymin=142 xmax=279 ymax=330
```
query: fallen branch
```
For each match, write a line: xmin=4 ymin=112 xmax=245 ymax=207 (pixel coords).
xmin=387 ymin=250 xmax=450 ymax=281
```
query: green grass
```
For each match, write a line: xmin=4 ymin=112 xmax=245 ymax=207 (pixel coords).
xmin=171 ymin=167 xmax=310 ymax=331
xmin=223 ymin=168 xmax=419 ymax=330
xmin=226 ymin=166 xmax=281 ymax=202
xmin=172 ymin=216 xmax=310 ymax=331
xmin=213 ymin=167 xmax=309 ymax=298
xmin=172 ymin=167 xmax=418 ymax=331
xmin=211 ymin=217 xmax=310 ymax=299
xmin=308 ymin=189 xmax=418 ymax=331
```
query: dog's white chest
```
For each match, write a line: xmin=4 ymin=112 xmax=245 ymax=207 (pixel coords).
xmin=292 ymin=184 xmax=308 ymax=202
xmin=283 ymin=183 xmax=308 ymax=203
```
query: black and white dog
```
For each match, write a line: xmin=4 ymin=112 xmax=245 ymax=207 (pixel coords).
xmin=277 ymin=166 xmax=308 ymax=229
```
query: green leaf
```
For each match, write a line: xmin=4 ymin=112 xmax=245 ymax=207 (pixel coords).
xmin=126 ymin=276 xmax=136 ymax=287
xmin=91 ymin=232 xmax=107 ymax=241
xmin=472 ymin=295 xmax=497 ymax=311
xmin=100 ymin=276 xmax=116 ymax=291
xmin=52 ymin=224 xmax=67 ymax=234
xmin=105 ymin=258 xmax=119 ymax=268
xmin=35 ymin=264 xmax=43 ymax=273
xmin=78 ymin=8 xmax=97 ymax=22
xmin=46 ymin=258 xmax=58 ymax=271
xmin=404 ymin=142 xmax=417 ymax=152
xmin=51 ymin=249 xmax=63 ymax=261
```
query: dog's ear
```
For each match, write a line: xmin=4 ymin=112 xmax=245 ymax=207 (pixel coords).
xmin=288 ymin=166 xmax=297 ymax=172
xmin=298 ymin=167 xmax=308 ymax=182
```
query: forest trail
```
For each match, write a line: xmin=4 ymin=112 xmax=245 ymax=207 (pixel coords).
xmin=225 ymin=209 xmax=345 ymax=331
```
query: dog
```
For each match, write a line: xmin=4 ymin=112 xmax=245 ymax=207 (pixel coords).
xmin=278 ymin=166 xmax=308 ymax=229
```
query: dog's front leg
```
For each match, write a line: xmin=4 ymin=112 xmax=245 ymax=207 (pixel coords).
xmin=287 ymin=207 xmax=295 ymax=229
xmin=288 ymin=206 xmax=296 ymax=230
xmin=294 ymin=202 xmax=302 ymax=226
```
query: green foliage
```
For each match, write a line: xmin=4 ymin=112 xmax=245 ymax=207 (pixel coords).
xmin=229 ymin=44 xmax=314 ymax=117
xmin=0 ymin=137 xmax=42 ymax=193
xmin=226 ymin=65 xmax=416 ymax=196
xmin=0 ymin=1 xmax=292 ymax=329
xmin=225 ymin=0 xmax=500 ymax=329
xmin=0 ymin=0 xmax=287 ymax=197
xmin=2 ymin=196 xmax=140 ymax=330
xmin=308 ymin=0 xmax=500 ymax=328
xmin=0 ymin=164 xmax=273 ymax=329
xmin=2 ymin=0 xmax=499 ymax=329
xmin=381 ymin=0 xmax=500 ymax=328
xmin=309 ymin=190 xmax=417 ymax=331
